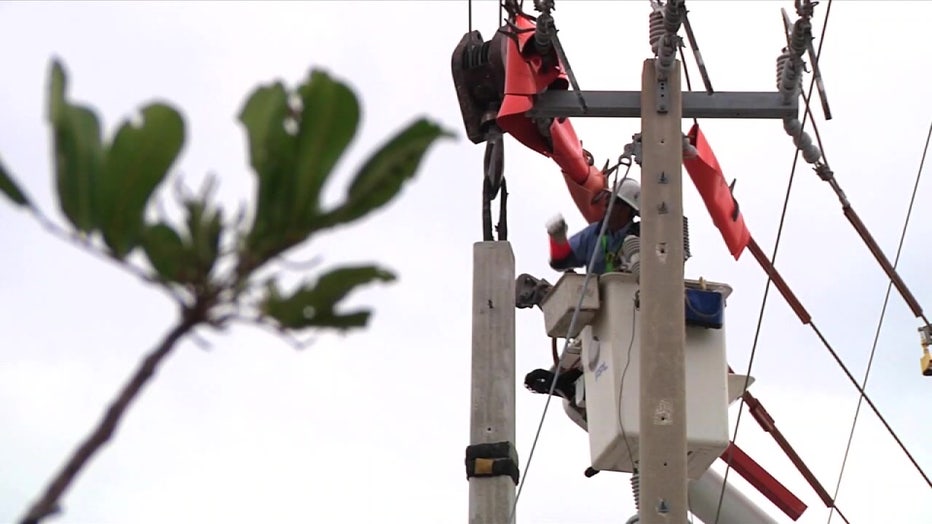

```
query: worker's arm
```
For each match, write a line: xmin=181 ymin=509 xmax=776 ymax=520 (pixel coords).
xmin=549 ymin=236 xmax=577 ymax=270
xmin=548 ymin=217 xmax=597 ymax=271
xmin=547 ymin=215 xmax=576 ymax=270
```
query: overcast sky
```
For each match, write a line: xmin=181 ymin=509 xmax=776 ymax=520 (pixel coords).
xmin=1 ymin=1 xmax=930 ymax=523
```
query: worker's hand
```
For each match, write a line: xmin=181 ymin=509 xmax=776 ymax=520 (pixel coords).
xmin=546 ymin=214 xmax=568 ymax=243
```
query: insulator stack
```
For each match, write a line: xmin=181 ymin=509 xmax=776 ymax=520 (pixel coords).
xmin=622 ymin=234 xmax=641 ymax=279
xmin=630 ymin=471 xmax=641 ymax=510
xmin=789 ymin=19 xmax=811 ymax=58
xmin=683 ymin=215 xmax=692 ymax=261
xmin=662 ymin=0 xmax=685 ymax=33
xmin=649 ymin=9 xmax=665 ymax=54
xmin=775 ymin=48 xmax=792 ymax=92
xmin=776 ymin=15 xmax=822 ymax=165
xmin=778 ymin=50 xmax=802 ymax=102
xmin=784 ymin=118 xmax=822 ymax=164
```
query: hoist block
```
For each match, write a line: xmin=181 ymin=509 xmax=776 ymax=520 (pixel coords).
xmin=451 ymin=30 xmax=507 ymax=144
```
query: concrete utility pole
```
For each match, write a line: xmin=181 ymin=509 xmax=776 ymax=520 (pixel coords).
xmin=528 ymin=15 xmax=795 ymax=521
xmin=467 ymin=241 xmax=519 ymax=524
xmin=638 ymin=59 xmax=688 ymax=523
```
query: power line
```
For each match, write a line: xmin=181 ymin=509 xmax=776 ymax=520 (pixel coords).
xmin=468 ymin=0 xmax=472 ymax=32
xmin=765 ymin=115 xmax=932 ymax=489
xmin=714 ymin=2 xmax=834 ymax=522
xmin=807 ymin=322 xmax=931 ymax=489
xmin=779 ymin=37 xmax=932 ymax=491
xmin=827 ymin=121 xmax=932 ymax=523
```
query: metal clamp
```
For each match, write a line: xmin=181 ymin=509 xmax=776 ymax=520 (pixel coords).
xmin=919 ymin=325 xmax=932 ymax=376
xmin=621 ymin=134 xmax=643 ymax=166
xmin=465 ymin=441 xmax=520 ymax=484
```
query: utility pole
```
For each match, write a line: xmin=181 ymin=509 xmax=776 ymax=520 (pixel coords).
xmin=525 ymin=3 xmax=795 ymax=515
xmin=467 ymin=241 xmax=519 ymax=524
xmin=638 ymin=58 xmax=688 ymax=523
xmin=453 ymin=2 xmax=812 ymax=522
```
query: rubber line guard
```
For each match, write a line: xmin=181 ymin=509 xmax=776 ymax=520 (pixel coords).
xmin=465 ymin=441 xmax=520 ymax=485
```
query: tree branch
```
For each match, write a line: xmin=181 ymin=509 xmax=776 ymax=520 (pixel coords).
xmin=19 ymin=311 xmax=202 ymax=524
xmin=26 ymin=206 xmax=171 ymax=292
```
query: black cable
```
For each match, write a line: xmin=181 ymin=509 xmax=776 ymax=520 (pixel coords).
xmin=808 ymin=322 xmax=932 ymax=489
xmin=714 ymin=2 xmax=834 ymax=522
xmin=617 ymin=295 xmax=639 ymax=474
xmin=827 ymin=121 xmax=932 ymax=524
xmin=786 ymin=16 xmax=932 ymax=495
xmin=801 ymin=63 xmax=930 ymax=330
xmin=678 ymin=41 xmax=698 ymax=127
xmin=468 ymin=0 xmax=472 ymax=32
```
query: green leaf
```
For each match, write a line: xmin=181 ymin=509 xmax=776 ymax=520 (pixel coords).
xmin=261 ymin=265 xmax=396 ymax=331
xmin=142 ymin=223 xmax=189 ymax=283
xmin=292 ymin=70 xmax=360 ymax=225
xmin=321 ymin=118 xmax=453 ymax=227
xmin=48 ymin=59 xmax=104 ymax=233
xmin=238 ymin=82 xmax=297 ymax=258
xmin=182 ymin=184 xmax=223 ymax=280
xmin=98 ymin=103 xmax=185 ymax=258
xmin=0 ymin=155 xmax=30 ymax=207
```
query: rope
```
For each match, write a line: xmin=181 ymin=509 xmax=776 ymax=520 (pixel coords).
xmin=509 ymin=161 xmax=633 ymax=523
xmin=827 ymin=121 xmax=932 ymax=523
xmin=714 ymin=2 xmax=834 ymax=522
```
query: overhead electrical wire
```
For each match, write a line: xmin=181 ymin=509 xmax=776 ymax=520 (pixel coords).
xmin=714 ymin=2 xmax=835 ymax=522
xmin=777 ymin=43 xmax=932 ymax=493
xmin=826 ymin=124 xmax=932 ymax=524
xmin=718 ymin=4 xmax=932 ymax=520
xmin=779 ymin=9 xmax=932 ymax=493
xmin=461 ymin=0 xmax=930 ymax=521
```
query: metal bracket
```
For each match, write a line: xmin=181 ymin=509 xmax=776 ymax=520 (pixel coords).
xmin=515 ymin=273 xmax=553 ymax=309
xmin=465 ymin=441 xmax=520 ymax=484
xmin=919 ymin=325 xmax=932 ymax=347
xmin=656 ymin=78 xmax=669 ymax=114
xmin=528 ymin=90 xmax=799 ymax=119
xmin=920 ymin=324 xmax=932 ymax=376
xmin=622 ymin=134 xmax=643 ymax=166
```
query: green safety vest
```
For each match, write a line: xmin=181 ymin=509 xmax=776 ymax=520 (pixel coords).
xmin=601 ymin=235 xmax=619 ymax=273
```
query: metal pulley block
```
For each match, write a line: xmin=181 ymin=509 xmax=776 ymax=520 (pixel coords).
xmin=451 ymin=30 xmax=507 ymax=144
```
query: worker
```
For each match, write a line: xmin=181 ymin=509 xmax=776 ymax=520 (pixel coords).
xmin=524 ymin=177 xmax=642 ymax=402
xmin=546 ymin=177 xmax=642 ymax=274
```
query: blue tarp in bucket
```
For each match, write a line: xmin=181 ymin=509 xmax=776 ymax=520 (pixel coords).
xmin=685 ymin=288 xmax=724 ymax=329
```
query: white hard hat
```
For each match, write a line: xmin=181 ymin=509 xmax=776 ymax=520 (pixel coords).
xmin=613 ymin=178 xmax=641 ymax=212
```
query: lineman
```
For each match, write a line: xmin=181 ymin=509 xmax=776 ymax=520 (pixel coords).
xmin=524 ymin=177 xmax=642 ymax=403
xmin=547 ymin=177 xmax=641 ymax=274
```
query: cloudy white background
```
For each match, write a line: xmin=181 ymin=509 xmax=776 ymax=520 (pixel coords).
xmin=1 ymin=1 xmax=930 ymax=523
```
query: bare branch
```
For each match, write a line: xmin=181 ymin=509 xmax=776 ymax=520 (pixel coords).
xmin=26 ymin=206 xmax=175 ymax=297
xmin=19 ymin=311 xmax=201 ymax=524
